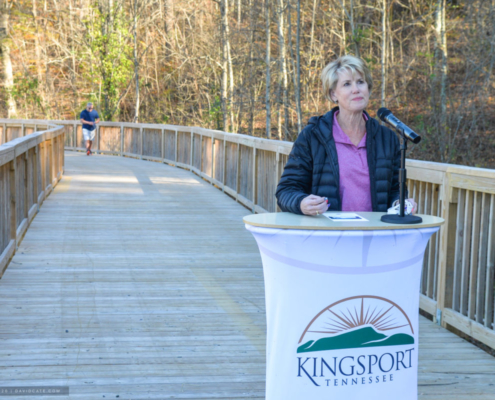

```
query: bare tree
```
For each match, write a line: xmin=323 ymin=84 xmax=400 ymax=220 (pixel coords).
xmin=32 ymin=0 xmax=46 ymax=115
xmin=276 ymin=0 xmax=289 ymax=139
xmin=0 ymin=1 xmax=15 ymax=118
xmin=293 ymin=0 xmax=302 ymax=133
xmin=435 ymin=0 xmax=448 ymax=161
xmin=226 ymin=0 xmax=234 ymax=132
xmin=2 ymin=0 xmax=494 ymax=167
xmin=163 ymin=0 xmax=174 ymax=57
xmin=133 ymin=0 xmax=140 ymax=122
xmin=218 ymin=0 xmax=228 ymax=131
xmin=265 ymin=0 xmax=271 ymax=138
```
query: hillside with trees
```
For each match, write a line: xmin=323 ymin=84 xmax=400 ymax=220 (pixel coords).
xmin=1 ymin=0 xmax=494 ymax=167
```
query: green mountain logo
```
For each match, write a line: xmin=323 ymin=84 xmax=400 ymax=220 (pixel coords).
xmin=297 ymin=296 xmax=416 ymax=354
xmin=297 ymin=325 xmax=414 ymax=353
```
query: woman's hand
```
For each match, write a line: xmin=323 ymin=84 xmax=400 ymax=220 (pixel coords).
xmin=301 ymin=195 xmax=329 ymax=216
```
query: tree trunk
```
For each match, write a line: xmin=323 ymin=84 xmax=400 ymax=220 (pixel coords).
xmin=439 ymin=0 xmax=448 ymax=157
xmin=309 ymin=0 xmax=317 ymax=56
xmin=225 ymin=0 xmax=235 ymax=132
xmin=133 ymin=0 xmax=140 ymax=123
xmin=32 ymin=0 xmax=46 ymax=116
xmin=237 ymin=0 xmax=241 ymax=30
xmin=0 ymin=8 xmax=15 ymax=118
xmin=434 ymin=0 xmax=448 ymax=161
xmin=265 ymin=0 xmax=271 ymax=139
xmin=68 ymin=0 xmax=78 ymax=115
xmin=341 ymin=0 xmax=346 ymax=54
xmin=295 ymin=0 xmax=302 ymax=133
xmin=163 ymin=0 xmax=174 ymax=57
xmin=350 ymin=0 xmax=359 ymax=57
xmin=288 ymin=0 xmax=302 ymax=133
xmin=276 ymin=0 xmax=289 ymax=139
xmin=338 ymin=0 xmax=359 ymax=57
xmin=220 ymin=0 xmax=228 ymax=131
xmin=248 ymin=0 xmax=255 ymax=135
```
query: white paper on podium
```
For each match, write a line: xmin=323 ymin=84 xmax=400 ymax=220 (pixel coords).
xmin=323 ymin=212 xmax=368 ymax=221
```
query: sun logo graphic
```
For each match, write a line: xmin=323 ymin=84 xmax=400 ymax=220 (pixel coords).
xmin=297 ymin=295 xmax=414 ymax=354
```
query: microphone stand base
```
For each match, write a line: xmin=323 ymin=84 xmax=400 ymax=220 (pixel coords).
xmin=381 ymin=214 xmax=423 ymax=224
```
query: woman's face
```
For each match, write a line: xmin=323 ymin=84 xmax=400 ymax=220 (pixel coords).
xmin=331 ymin=69 xmax=370 ymax=114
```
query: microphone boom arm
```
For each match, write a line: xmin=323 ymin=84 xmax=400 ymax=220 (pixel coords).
xmin=378 ymin=109 xmax=423 ymax=225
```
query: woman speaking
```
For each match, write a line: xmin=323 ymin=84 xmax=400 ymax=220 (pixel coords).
xmin=276 ymin=55 xmax=416 ymax=216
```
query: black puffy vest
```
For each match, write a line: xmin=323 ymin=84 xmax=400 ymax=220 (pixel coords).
xmin=276 ymin=107 xmax=402 ymax=214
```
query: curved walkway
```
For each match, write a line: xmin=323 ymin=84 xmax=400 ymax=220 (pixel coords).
xmin=0 ymin=152 xmax=494 ymax=399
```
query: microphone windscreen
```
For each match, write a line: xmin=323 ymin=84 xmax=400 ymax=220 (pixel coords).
xmin=377 ymin=108 xmax=392 ymax=120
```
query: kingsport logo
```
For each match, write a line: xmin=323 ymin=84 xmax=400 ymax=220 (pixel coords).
xmin=296 ymin=295 xmax=416 ymax=387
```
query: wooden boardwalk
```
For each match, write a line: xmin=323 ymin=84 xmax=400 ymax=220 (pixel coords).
xmin=0 ymin=151 xmax=494 ymax=399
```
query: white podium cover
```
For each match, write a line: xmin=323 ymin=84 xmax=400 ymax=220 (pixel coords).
xmin=245 ymin=224 xmax=439 ymax=400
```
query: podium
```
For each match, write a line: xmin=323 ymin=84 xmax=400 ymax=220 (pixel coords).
xmin=244 ymin=212 xmax=444 ymax=400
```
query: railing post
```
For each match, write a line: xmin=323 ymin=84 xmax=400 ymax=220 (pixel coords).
xmin=120 ymin=124 xmax=124 ymax=156
xmin=200 ymin=134 xmax=204 ymax=172
xmin=236 ymin=142 xmax=241 ymax=202
xmin=61 ymin=129 xmax=65 ymax=174
xmin=485 ymin=195 xmax=495 ymax=329
xmin=73 ymin=123 xmax=77 ymax=150
xmin=52 ymin=137 xmax=56 ymax=182
xmin=222 ymin=138 xmax=227 ymax=192
xmin=174 ymin=130 xmax=178 ymax=163
xmin=2 ymin=123 xmax=6 ymax=144
xmin=33 ymin=145 xmax=40 ymax=212
xmin=96 ymin=124 xmax=100 ymax=154
xmin=252 ymin=146 xmax=257 ymax=213
xmin=55 ymin=135 xmax=61 ymax=180
xmin=274 ymin=151 xmax=280 ymax=212
xmin=211 ymin=135 xmax=215 ymax=183
xmin=140 ymin=127 xmax=144 ymax=159
xmin=21 ymin=123 xmax=25 ymax=137
xmin=50 ymin=138 xmax=55 ymax=186
xmin=9 ymin=159 xmax=17 ymax=249
xmin=436 ymin=170 xmax=457 ymax=326
xmin=161 ymin=128 xmax=165 ymax=161
xmin=41 ymin=141 xmax=46 ymax=197
xmin=45 ymin=139 xmax=50 ymax=194
xmin=190 ymin=131 xmax=194 ymax=170
xmin=23 ymin=152 xmax=29 ymax=221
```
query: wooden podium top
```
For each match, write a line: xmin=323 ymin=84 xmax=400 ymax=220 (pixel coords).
xmin=243 ymin=212 xmax=444 ymax=231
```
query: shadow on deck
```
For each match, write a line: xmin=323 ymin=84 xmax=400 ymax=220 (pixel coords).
xmin=0 ymin=152 xmax=494 ymax=399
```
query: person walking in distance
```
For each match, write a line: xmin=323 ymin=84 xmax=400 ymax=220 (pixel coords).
xmin=80 ymin=102 xmax=100 ymax=156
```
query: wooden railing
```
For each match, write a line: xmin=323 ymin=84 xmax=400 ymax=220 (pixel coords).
xmin=407 ymin=161 xmax=495 ymax=349
xmin=2 ymin=119 xmax=495 ymax=351
xmin=0 ymin=120 xmax=65 ymax=276
xmin=50 ymin=120 xmax=292 ymax=214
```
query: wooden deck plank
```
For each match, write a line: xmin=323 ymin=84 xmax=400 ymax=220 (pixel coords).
xmin=0 ymin=151 xmax=494 ymax=399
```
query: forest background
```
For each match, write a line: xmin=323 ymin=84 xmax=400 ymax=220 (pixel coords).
xmin=0 ymin=0 xmax=494 ymax=168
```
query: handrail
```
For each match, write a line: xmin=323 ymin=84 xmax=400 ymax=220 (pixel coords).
xmin=2 ymin=119 xmax=494 ymax=351
xmin=0 ymin=121 xmax=65 ymax=276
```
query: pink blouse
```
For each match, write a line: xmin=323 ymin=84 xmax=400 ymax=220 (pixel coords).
xmin=333 ymin=112 xmax=372 ymax=211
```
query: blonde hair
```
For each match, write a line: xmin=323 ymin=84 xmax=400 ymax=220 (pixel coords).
xmin=321 ymin=55 xmax=373 ymax=102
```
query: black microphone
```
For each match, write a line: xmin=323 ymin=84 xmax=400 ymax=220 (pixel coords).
xmin=377 ymin=108 xmax=421 ymax=144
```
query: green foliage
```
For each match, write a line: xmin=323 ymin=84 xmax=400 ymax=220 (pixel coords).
xmin=345 ymin=27 xmax=370 ymax=54
xmin=9 ymin=73 xmax=42 ymax=109
xmin=416 ymin=52 xmax=434 ymax=59
xmin=83 ymin=2 xmax=133 ymax=121
xmin=207 ymin=96 xmax=223 ymax=130
xmin=416 ymin=52 xmax=436 ymax=69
